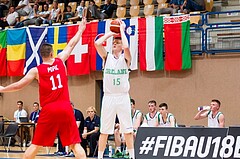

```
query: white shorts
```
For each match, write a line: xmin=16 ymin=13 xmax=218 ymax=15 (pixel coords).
xmin=100 ymin=93 xmax=133 ymax=134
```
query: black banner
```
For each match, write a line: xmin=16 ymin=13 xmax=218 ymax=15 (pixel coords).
xmin=135 ymin=127 xmax=240 ymax=159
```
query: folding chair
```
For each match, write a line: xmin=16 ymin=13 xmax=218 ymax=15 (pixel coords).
xmin=0 ymin=123 xmax=23 ymax=152
xmin=130 ymin=0 xmax=139 ymax=6
xmin=0 ymin=122 xmax=3 ymax=135
xmin=68 ymin=2 xmax=77 ymax=12
xmin=144 ymin=5 xmax=154 ymax=16
xmin=117 ymin=0 xmax=127 ymax=6
xmin=130 ymin=5 xmax=140 ymax=17
xmin=48 ymin=3 xmax=53 ymax=11
xmin=58 ymin=3 xmax=65 ymax=12
xmin=143 ymin=0 xmax=153 ymax=5
xmin=116 ymin=7 xmax=126 ymax=18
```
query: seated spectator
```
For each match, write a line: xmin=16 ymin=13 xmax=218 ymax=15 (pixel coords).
xmin=68 ymin=0 xmax=86 ymax=23
xmin=88 ymin=0 xmax=117 ymax=20
xmin=14 ymin=100 xmax=28 ymax=123
xmin=15 ymin=0 xmax=31 ymax=16
xmin=82 ymin=106 xmax=100 ymax=157
xmin=0 ymin=0 xmax=11 ymax=18
xmin=181 ymin=0 xmax=205 ymax=13
xmin=0 ymin=6 xmax=19 ymax=29
xmin=13 ymin=100 xmax=28 ymax=145
xmin=27 ymin=102 xmax=41 ymax=146
xmin=113 ymin=99 xmax=142 ymax=158
xmin=35 ymin=4 xmax=50 ymax=25
xmin=141 ymin=100 xmax=159 ymax=127
xmin=60 ymin=5 xmax=74 ymax=23
xmin=48 ymin=0 xmax=61 ymax=25
xmin=158 ymin=103 xmax=177 ymax=127
xmin=194 ymin=99 xmax=225 ymax=128
xmin=157 ymin=0 xmax=184 ymax=15
xmin=131 ymin=99 xmax=143 ymax=139
xmin=22 ymin=4 xmax=41 ymax=26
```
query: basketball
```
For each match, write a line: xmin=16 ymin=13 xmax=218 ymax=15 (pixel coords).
xmin=110 ymin=20 xmax=120 ymax=33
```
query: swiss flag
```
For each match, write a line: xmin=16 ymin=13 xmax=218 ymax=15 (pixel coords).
xmin=67 ymin=24 xmax=90 ymax=76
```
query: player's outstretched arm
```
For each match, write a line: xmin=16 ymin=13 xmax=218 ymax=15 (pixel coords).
xmin=0 ymin=68 xmax=38 ymax=92
xmin=58 ymin=18 xmax=87 ymax=62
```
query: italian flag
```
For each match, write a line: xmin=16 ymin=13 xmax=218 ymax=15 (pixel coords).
xmin=0 ymin=30 xmax=7 ymax=76
xmin=164 ymin=15 xmax=191 ymax=71
xmin=139 ymin=16 xmax=164 ymax=71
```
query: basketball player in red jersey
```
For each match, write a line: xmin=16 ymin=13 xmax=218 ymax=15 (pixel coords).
xmin=0 ymin=18 xmax=87 ymax=159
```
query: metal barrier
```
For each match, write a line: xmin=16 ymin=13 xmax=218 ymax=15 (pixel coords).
xmin=190 ymin=28 xmax=204 ymax=54
xmin=187 ymin=10 xmax=240 ymax=54
xmin=205 ymin=10 xmax=240 ymax=26
xmin=205 ymin=25 xmax=240 ymax=54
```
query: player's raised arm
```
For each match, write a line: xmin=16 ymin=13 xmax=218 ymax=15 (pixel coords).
xmin=0 ymin=68 xmax=38 ymax=93
xmin=58 ymin=18 xmax=87 ymax=62
xmin=119 ymin=20 xmax=131 ymax=66
xmin=94 ymin=31 xmax=113 ymax=60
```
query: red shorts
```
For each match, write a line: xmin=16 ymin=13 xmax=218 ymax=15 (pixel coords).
xmin=32 ymin=101 xmax=81 ymax=146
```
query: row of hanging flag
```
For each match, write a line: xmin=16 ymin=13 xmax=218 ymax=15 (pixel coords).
xmin=0 ymin=15 xmax=191 ymax=77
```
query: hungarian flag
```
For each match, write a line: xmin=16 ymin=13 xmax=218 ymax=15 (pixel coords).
xmin=164 ymin=15 xmax=191 ymax=71
xmin=7 ymin=28 xmax=26 ymax=76
xmin=67 ymin=24 xmax=90 ymax=76
xmin=139 ymin=16 xmax=164 ymax=71
xmin=0 ymin=30 xmax=7 ymax=76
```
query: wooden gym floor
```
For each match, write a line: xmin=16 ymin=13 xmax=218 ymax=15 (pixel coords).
xmin=0 ymin=146 xmax=99 ymax=158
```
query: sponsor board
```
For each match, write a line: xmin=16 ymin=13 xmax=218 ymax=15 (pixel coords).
xmin=135 ymin=127 xmax=240 ymax=159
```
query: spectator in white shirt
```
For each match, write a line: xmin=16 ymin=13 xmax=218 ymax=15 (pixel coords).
xmin=0 ymin=6 xmax=19 ymax=29
xmin=15 ymin=0 xmax=30 ymax=16
xmin=14 ymin=100 xmax=28 ymax=123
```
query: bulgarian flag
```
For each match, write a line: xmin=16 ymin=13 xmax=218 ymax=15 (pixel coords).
xmin=164 ymin=14 xmax=191 ymax=71
xmin=139 ymin=16 xmax=164 ymax=71
xmin=0 ymin=30 xmax=7 ymax=76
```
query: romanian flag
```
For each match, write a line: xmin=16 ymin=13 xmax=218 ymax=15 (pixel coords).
xmin=47 ymin=25 xmax=68 ymax=57
xmin=164 ymin=15 xmax=191 ymax=71
xmin=139 ymin=17 xmax=164 ymax=71
xmin=7 ymin=28 xmax=26 ymax=76
xmin=66 ymin=24 xmax=90 ymax=75
xmin=0 ymin=30 xmax=7 ymax=76
xmin=89 ymin=20 xmax=112 ymax=71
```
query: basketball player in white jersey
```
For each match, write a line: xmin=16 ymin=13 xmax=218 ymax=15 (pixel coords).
xmin=194 ymin=99 xmax=225 ymax=127
xmin=158 ymin=103 xmax=177 ymax=127
xmin=142 ymin=100 xmax=159 ymax=127
xmin=131 ymin=99 xmax=143 ymax=138
xmin=94 ymin=19 xmax=135 ymax=159
xmin=113 ymin=98 xmax=143 ymax=158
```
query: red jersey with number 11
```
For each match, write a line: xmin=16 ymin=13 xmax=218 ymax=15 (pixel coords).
xmin=37 ymin=58 xmax=70 ymax=107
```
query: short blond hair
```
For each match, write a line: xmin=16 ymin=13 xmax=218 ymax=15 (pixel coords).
xmin=86 ymin=106 xmax=97 ymax=113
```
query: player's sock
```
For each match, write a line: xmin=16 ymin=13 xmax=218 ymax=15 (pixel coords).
xmin=128 ymin=149 xmax=135 ymax=159
xmin=116 ymin=146 xmax=121 ymax=152
xmin=98 ymin=151 xmax=104 ymax=159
